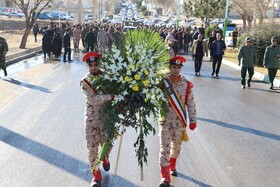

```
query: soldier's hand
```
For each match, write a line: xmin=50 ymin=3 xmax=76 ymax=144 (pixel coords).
xmin=189 ymin=123 xmax=197 ymax=130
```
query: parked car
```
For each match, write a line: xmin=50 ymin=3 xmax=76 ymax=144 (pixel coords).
xmin=61 ymin=14 xmax=74 ymax=21
xmin=38 ymin=12 xmax=53 ymax=20
xmin=123 ymin=26 xmax=137 ymax=32
xmin=6 ymin=12 xmax=23 ymax=18
xmin=209 ymin=18 xmax=232 ymax=25
xmin=85 ymin=14 xmax=94 ymax=21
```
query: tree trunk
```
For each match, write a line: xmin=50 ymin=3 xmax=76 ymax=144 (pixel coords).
xmin=19 ymin=26 xmax=32 ymax=49
xmin=259 ymin=15 xmax=264 ymax=25
xmin=242 ymin=15 xmax=247 ymax=31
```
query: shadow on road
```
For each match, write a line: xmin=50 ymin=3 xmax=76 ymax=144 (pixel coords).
xmin=3 ymin=78 xmax=52 ymax=93
xmin=198 ymin=117 xmax=280 ymax=141
xmin=193 ymin=74 xmax=240 ymax=82
xmin=177 ymin=172 xmax=213 ymax=187
xmin=0 ymin=125 xmax=137 ymax=186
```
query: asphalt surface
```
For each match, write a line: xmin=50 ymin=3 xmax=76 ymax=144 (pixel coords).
xmin=0 ymin=52 xmax=280 ymax=187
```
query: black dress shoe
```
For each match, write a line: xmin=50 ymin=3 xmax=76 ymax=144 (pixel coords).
xmin=170 ymin=169 xmax=177 ymax=176
xmin=247 ymin=82 xmax=251 ymax=87
xmin=63 ymin=60 xmax=67 ymax=63
xmin=159 ymin=181 xmax=170 ymax=187
xmin=211 ymin=72 xmax=214 ymax=76
xmin=68 ymin=60 xmax=73 ymax=62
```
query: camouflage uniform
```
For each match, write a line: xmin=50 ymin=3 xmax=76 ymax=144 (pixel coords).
xmin=80 ymin=73 xmax=112 ymax=169
xmin=73 ymin=27 xmax=81 ymax=50
xmin=159 ymin=75 xmax=197 ymax=167
xmin=97 ymin=29 xmax=109 ymax=53
xmin=0 ymin=37 xmax=8 ymax=76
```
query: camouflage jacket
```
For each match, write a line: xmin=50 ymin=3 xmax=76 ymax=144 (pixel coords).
xmin=80 ymin=73 xmax=112 ymax=119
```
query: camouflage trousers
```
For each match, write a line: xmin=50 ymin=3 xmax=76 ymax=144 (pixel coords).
xmin=85 ymin=119 xmax=112 ymax=170
xmin=159 ymin=121 xmax=184 ymax=167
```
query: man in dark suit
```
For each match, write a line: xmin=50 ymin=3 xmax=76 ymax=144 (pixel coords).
xmin=63 ymin=28 xmax=72 ymax=62
xmin=210 ymin=33 xmax=226 ymax=77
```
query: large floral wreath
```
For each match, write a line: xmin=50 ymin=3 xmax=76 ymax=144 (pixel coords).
xmin=92 ymin=29 xmax=170 ymax=172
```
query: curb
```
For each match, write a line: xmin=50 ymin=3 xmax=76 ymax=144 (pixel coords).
xmin=5 ymin=46 xmax=42 ymax=66
xmin=222 ymin=59 xmax=280 ymax=87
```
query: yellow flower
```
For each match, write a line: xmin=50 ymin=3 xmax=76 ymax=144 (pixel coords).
xmin=125 ymin=76 xmax=132 ymax=82
xmin=142 ymin=80 xmax=149 ymax=87
xmin=144 ymin=70 xmax=149 ymax=76
xmin=132 ymin=85 xmax=139 ymax=91
xmin=129 ymin=64 xmax=135 ymax=70
xmin=134 ymin=74 xmax=141 ymax=80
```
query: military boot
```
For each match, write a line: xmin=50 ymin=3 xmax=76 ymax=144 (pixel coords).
xmin=102 ymin=157 xmax=110 ymax=172
xmin=159 ymin=166 xmax=170 ymax=187
xmin=169 ymin=157 xmax=177 ymax=177
xmin=91 ymin=169 xmax=102 ymax=187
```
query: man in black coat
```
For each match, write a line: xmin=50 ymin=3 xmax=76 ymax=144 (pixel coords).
xmin=210 ymin=33 xmax=226 ymax=77
xmin=42 ymin=29 xmax=52 ymax=59
xmin=63 ymin=28 xmax=72 ymax=62
xmin=84 ymin=27 xmax=95 ymax=52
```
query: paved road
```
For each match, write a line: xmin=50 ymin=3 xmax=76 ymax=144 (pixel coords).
xmin=0 ymin=52 xmax=280 ymax=187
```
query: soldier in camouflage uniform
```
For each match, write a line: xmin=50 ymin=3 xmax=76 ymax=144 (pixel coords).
xmin=0 ymin=37 xmax=8 ymax=76
xmin=97 ymin=26 xmax=109 ymax=53
xmin=159 ymin=56 xmax=197 ymax=187
xmin=80 ymin=52 xmax=114 ymax=187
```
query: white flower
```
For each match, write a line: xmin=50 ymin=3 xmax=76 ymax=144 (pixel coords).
xmin=104 ymin=75 xmax=110 ymax=80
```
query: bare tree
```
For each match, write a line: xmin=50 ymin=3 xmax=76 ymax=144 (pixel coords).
xmin=14 ymin=0 xmax=51 ymax=49
xmin=253 ymin=0 xmax=273 ymax=25
xmin=232 ymin=0 xmax=252 ymax=30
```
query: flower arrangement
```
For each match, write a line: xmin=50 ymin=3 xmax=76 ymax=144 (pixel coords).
xmin=92 ymin=29 xmax=170 ymax=172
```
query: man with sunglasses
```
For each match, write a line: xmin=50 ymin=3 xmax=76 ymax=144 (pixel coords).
xmin=263 ymin=36 xmax=280 ymax=90
xmin=238 ymin=37 xmax=257 ymax=89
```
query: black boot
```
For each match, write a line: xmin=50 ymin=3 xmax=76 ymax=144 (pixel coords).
xmin=4 ymin=69 xmax=7 ymax=76
xmin=159 ymin=181 xmax=170 ymax=187
xmin=170 ymin=169 xmax=177 ymax=176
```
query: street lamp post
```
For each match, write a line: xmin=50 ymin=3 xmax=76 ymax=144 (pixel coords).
xmin=177 ymin=0 xmax=181 ymax=28
xmin=223 ymin=0 xmax=229 ymax=40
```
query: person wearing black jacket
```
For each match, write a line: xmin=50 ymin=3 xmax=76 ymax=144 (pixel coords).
xmin=210 ymin=33 xmax=226 ymax=77
xmin=63 ymin=28 xmax=72 ymax=62
xmin=51 ymin=32 xmax=62 ymax=60
xmin=42 ymin=29 xmax=52 ymax=59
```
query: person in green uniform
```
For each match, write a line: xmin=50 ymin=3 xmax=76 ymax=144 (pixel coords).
xmin=238 ymin=37 xmax=257 ymax=89
xmin=263 ymin=36 xmax=280 ymax=90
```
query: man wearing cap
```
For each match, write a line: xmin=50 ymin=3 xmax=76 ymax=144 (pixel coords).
xmin=158 ymin=56 xmax=197 ymax=187
xmin=263 ymin=36 xmax=280 ymax=90
xmin=80 ymin=52 xmax=114 ymax=187
xmin=238 ymin=37 xmax=257 ymax=89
